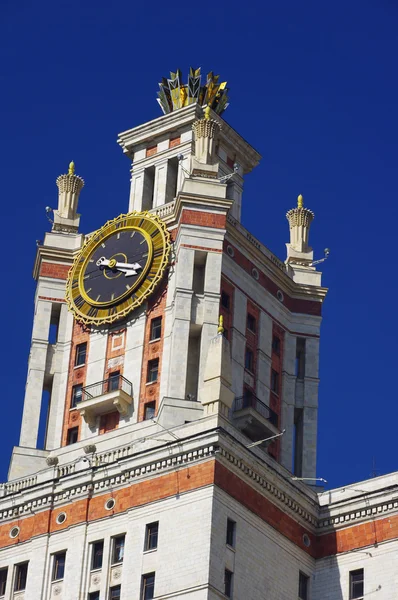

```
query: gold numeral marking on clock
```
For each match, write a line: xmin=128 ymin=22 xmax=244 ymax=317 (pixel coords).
xmin=71 ymin=279 xmax=79 ymax=288
xmin=140 ymin=238 xmax=146 ymax=245
xmin=96 ymin=294 xmax=101 ymax=302
xmin=86 ymin=288 xmax=92 ymax=294
xmin=116 ymin=219 xmax=127 ymax=229
xmin=108 ymin=307 xmax=118 ymax=316
xmin=130 ymin=231 xmax=136 ymax=238
xmin=153 ymin=248 xmax=164 ymax=257
xmin=151 ymin=230 xmax=160 ymax=238
xmin=87 ymin=306 xmax=98 ymax=317
xmin=117 ymin=233 xmax=120 ymax=239
xmin=138 ymin=218 xmax=144 ymax=227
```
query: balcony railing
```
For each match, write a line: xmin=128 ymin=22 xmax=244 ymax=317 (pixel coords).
xmin=233 ymin=394 xmax=278 ymax=427
xmin=82 ymin=375 xmax=132 ymax=402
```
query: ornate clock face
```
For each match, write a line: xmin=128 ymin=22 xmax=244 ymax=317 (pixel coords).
xmin=66 ymin=212 xmax=170 ymax=325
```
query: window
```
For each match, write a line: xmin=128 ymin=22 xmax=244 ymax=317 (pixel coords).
xmin=147 ymin=359 xmax=159 ymax=383
xmin=295 ymin=337 xmax=306 ymax=379
xmin=111 ymin=535 xmax=125 ymax=564
xmin=0 ymin=567 xmax=7 ymax=595
xmin=271 ymin=369 xmax=279 ymax=394
xmin=272 ymin=335 xmax=280 ymax=355
xmin=99 ymin=411 xmax=119 ymax=434
xmin=108 ymin=371 xmax=120 ymax=392
xmin=110 ymin=586 xmax=121 ymax=600
xmin=14 ymin=563 xmax=28 ymax=592
xmin=88 ymin=592 xmax=100 ymax=600
xmin=144 ymin=522 xmax=159 ymax=551
xmin=71 ymin=384 xmax=83 ymax=408
xmin=91 ymin=540 xmax=104 ymax=570
xmin=144 ymin=402 xmax=156 ymax=421
xmin=226 ymin=519 xmax=236 ymax=548
xmin=66 ymin=427 xmax=79 ymax=445
xmin=224 ymin=569 xmax=233 ymax=598
xmin=221 ymin=291 xmax=230 ymax=309
xmin=349 ymin=569 xmax=364 ymax=599
xmin=299 ymin=572 xmax=309 ymax=600
xmin=150 ymin=317 xmax=162 ymax=341
xmin=247 ymin=314 xmax=256 ymax=333
xmin=75 ymin=342 xmax=87 ymax=366
xmin=141 ymin=573 xmax=155 ymax=600
xmin=52 ymin=552 xmax=66 ymax=581
xmin=245 ymin=348 xmax=253 ymax=372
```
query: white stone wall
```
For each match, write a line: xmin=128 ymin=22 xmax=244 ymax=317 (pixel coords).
xmin=210 ymin=488 xmax=315 ymax=600
xmin=0 ymin=488 xmax=213 ymax=600
xmin=313 ymin=543 xmax=396 ymax=600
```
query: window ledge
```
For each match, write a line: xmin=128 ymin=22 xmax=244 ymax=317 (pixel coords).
xmin=145 ymin=381 xmax=158 ymax=386
xmin=111 ymin=561 xmax=123 ymax=567
xmin=90 ymin=568 xmax=102 ymax=573
xmin=74 ymin=364 xmax=85 ymax=370
xmin=149 ymin=338 xmax=161 ymax=344
xmin=226 ymin=544 xmax=236 ymax=552
xmin=51 ymin=578 xmax=64 ymax=583
xmin=143 ymin=548 xmax=158 ymax=555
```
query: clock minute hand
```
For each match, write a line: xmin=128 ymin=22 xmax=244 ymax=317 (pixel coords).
xmin=96 ymin=257 xmax=143 ymax=277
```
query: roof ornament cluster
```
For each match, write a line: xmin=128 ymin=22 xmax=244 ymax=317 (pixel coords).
xmin=157 ymin=67 xmax=229 ymax=115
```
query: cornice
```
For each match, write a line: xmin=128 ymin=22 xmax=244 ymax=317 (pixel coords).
xmin=33 ymin=245 xmax=79 ymax=280
xmin=226 ymin=215 xmax=328 ymax=303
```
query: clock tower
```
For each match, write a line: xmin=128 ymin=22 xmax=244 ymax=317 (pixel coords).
xmin=6 ymin=69 xmax=397 ymax=600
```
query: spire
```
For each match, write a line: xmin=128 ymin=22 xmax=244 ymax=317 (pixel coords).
xmin=54 ymin=162 xmax=84 ymax=233
xmin=286 ymin=194 xmax=314 ymax=255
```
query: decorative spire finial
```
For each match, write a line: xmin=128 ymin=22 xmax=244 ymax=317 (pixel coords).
xmin=217 ymin=314 xmax=224 ymax=335
xmin=68 ymin=161 xmax=75 ymax=176
xmin=297 ymin=194 xmax=303 ymax=209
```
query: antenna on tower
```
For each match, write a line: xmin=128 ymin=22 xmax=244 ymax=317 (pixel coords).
xmin=370 ymin=456 xmax=380 ymax=478
xmin=309 ymin=248 xmax=330 ymax=267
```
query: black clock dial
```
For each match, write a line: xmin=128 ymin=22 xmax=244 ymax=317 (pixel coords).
xmin=81 ymin=228 xmax=151 ymax=305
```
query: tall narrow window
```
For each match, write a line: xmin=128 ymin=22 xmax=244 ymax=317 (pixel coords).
xmin=0 ymin=567 xmax=7 ymax=595
xmin=108 ymin=371 xmax=121 ymax=392
xmin=52 ymin=552 xmax=66 ymax=581
xmin=150 ymin=317 xmax=162 ymax=341
xmin=14 ymin=563 xmax=28 ymax=592
xmin=271 ymin=369 xmax=279 ymax=394
xmin=247 ymin=313 xmax=256 ymax=333
xmin=71 ymin=384 xmax=83 ymax=408
xmin=295 ymin=337 xmax=306 ymax=379
xmin=272 ymin=335 xmax=281 ymax=355
xmin=221 ymin=291 xmax=230 ymax=310
xmin=142 ymin=166 xmax=155 ymax=211
xmin=66 ymin=427 xmax=79 ymax=445
xmin=109 ymin=586 xmax=121 ymax=600
xmin=299 ymin=572 xmax=309 ymax=600
xmin=224 ymin=569 xmax=233 ymax=598
xmin=144 ymin=402 xmax=156 ymax=420
xmin=245 ymin=348 xmax=254 ymax=372
xmin=91 ymin=540 xmax=104 ymax=570
xmin=144 ymin=522 xmax=159 ymax=551
xmin=75 ymin=342 xmax=87 ymax=366
xmin=111 ymin=535 xmax=125 ymax=564
xmin=141 ymin=573 xmax=155 ymax=600
xmin=147 ymin=359 xmax=159 ymax=383
xmin=349 ymin=569 xmax=364 ymax=599
xmin=226 ymin=518 xmax=236 ymax=547
xmin=99 ymin=411 xmax=119 ymax=434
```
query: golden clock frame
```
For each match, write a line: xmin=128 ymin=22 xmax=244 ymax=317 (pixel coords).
xmin=65 ymin=211 xmax=171 ymax=326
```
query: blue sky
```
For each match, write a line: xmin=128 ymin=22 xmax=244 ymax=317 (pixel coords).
xmin=1 ymin=0 xmax=397 ymax=488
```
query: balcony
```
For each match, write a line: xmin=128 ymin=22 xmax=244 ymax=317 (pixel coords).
xmin=232 ymin=394 xmax=279 ymax=442
xmin=78 ymin=375 xmax=133 ymax=426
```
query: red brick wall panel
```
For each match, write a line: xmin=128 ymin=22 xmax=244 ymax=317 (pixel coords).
xmin=40 ymin=263 xmax=70 ymax=280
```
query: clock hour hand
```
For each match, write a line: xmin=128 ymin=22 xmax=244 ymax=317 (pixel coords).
xmin=96 ymin=257 xmax=142 ymax=277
